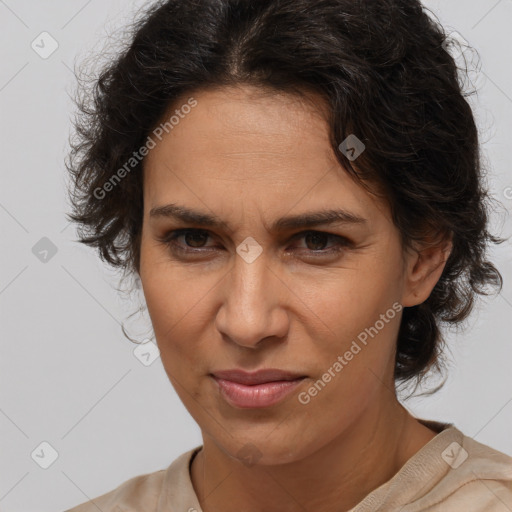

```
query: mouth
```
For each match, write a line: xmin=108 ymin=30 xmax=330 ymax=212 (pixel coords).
xmin=210 ymin=369 xmax=307 ymax=409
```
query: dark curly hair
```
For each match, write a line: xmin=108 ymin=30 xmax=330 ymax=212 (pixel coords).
xmin=66 ymin=0 xmax=503 ymax=389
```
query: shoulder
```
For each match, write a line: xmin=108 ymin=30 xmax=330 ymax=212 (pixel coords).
xmin=63 ymin=470 xmax=166 ymax=512
xmin=63 ymin=447 xmax=201 ymax=512
xmin=423 ymin=430 xmax=512 ymax=511
xmin=434 ymin=478 xmax=512 ymax=512
xmin=454 ymin=434 xmax=512 ymax=508
xmin=358 ymin=422 xmax=512 ymax=512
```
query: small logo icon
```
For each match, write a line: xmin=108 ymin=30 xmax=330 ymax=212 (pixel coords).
xmin=442 ymin=31 xmax=470 ymax=59
xmin=31 ymin=32 xmax=59 ymax=59
xmin=236 ymin=237 xmax=263 ymax=263
xmin=338 ymin=134 xmax=366 ymax=161
xmin=441 ymin=441 xmax=468 ymax=469
xmin=32 ymin=237 xmax=58 ymax=263
xmin=236 ymin=443 xmax=263 ymax=467
xmin=133 ymin=339 xmax=160 ymax=366
xmin=31 ymin=441 xmax=59 ymax=469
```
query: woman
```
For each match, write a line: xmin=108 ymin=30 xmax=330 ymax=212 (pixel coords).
xmin=64 ymin=0 xmax=512 ymax=510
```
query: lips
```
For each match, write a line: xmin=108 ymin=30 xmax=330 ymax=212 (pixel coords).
xmin=212 ymin=368 xmax=305 ymax=385
xmin=210 ymin=369 xmax=307 ymax=408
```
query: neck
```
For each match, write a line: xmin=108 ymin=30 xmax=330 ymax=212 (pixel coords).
xmin=190 ymin=398 xmax=437 ymax=512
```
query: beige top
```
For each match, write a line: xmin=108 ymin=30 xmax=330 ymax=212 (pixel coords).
xmin=65 ymin=420 xmax=512 ymax=512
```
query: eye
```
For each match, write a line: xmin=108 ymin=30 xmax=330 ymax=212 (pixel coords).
xmin=288 ymin=230 xmax=352 ymax=257
xmin=157 ymin=228 xmax=352 ymax=258
xmin=157 ymin=228 xmax=218 ymax=253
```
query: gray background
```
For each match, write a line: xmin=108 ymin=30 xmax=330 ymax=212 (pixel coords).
xmin=0 ymin=1 xmax=511 ymax=511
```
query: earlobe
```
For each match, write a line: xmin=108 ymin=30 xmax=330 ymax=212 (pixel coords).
xmin=401 ymin=238 xmax=452 ymax=307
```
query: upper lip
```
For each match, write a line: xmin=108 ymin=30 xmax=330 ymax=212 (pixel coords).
xmin=211 ymin=369 xmax=306 ymax=385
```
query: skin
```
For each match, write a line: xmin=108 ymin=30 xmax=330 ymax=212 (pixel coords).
xmin=138 ymin=84 xmax=452 ymax=512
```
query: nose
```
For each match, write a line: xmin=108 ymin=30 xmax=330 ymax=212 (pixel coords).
xmin=214 ymin=251 xmax=289 ymax=350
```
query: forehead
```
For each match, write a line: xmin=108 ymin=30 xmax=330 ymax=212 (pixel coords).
xmin=142 ymin=85 xmax=390 ymax=227
xmin=148 ymin=85 xmax=332 ymax=167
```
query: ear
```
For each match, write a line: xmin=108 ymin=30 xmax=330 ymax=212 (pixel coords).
xmin=401 ymin=234 xmax=453 ymax=308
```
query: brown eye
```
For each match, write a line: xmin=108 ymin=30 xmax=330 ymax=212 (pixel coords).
xmin=158 ymin=228 xmax=217 ymax=254
xmin=158 ymin=228 xmax=351 ymax=260
xmin=304 ymin=232 xmax=330 ymax=251
xmin=183 ymin=230 xmax=209 ymax=248
xmin=289 ymin=230 xmax=352 ymax=259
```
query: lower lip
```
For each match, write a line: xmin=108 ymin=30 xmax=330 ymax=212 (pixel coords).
xmin=212 ymin=376 xmax=305 ymax=408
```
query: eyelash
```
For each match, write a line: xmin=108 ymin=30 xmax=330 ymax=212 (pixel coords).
xmin=157 ymin=228 xmax=352 ymax=259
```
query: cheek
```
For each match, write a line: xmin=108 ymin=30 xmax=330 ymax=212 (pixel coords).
xmin=139 ymin=258 xmax=197 ymax=360
xmin=289 ymin=257 xmax=402 ymax=395
xmin=293 ymin=265 xmax=401 ymax=342
xmin=141 ymin=240 xmax=193 ymax=323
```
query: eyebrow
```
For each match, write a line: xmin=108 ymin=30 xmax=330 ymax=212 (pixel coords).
xmin=149 ymin=203 xmax=367 ymax=232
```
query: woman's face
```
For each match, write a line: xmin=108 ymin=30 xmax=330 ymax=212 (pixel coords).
xmin=139 ymin=85 xmax=426 ymax=465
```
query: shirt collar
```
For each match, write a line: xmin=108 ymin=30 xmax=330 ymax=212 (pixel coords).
xmin=157 ymin=445 xmax=204 ymax=512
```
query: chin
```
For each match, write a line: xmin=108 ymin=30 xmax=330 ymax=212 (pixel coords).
xmin=214 ymin=430 xmax=317 ymax=467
